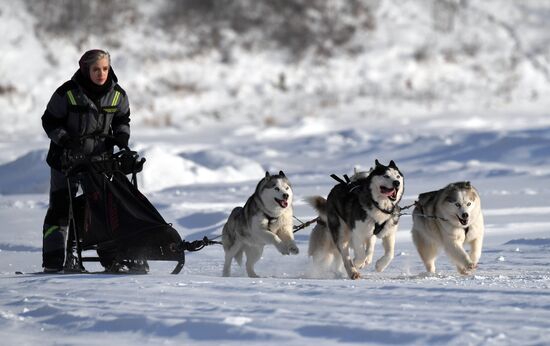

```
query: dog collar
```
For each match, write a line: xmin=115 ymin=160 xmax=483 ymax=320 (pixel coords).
xmin=372 ymin=200 xmax=396 ymax=215
xmin=263 ymin=213 xmax=277 ymax=223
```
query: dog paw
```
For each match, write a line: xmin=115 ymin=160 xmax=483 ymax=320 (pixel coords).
xmin=276 ymin=242 xmax=290 ymax=255
xmin=288 ymin=243 xmax=299 ymax=255
xmin=458 ymin=263 xmax=477 ymax=275
xmin=458 ymin=268 xmax=470 ymax=275
xmin=350 ymin=272 xmax=361 ymax=280
xmin=277 ymin=242 xmax=299 ymax=255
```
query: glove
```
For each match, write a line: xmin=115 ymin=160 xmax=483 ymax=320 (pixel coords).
xmin=111 ymin=133 xmax=129 ymax=150
xmin=59 ymin=135 xmax=81 ymax=150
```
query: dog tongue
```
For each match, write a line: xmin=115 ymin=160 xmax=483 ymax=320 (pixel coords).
xmin=381 ymin=187 xmax=395 ymax=197
xmin=275 ymin=198 xmax=288 ymax=208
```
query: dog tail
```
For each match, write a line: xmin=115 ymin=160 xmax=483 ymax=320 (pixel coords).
xmin=305 ymin=196 xmax=328 ymax=223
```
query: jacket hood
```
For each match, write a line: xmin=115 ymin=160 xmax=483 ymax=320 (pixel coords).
xmin=72 ymin=66 xmax=118 ymax=100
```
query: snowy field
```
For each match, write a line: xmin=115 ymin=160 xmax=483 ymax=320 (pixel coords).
xmin=1 ymin=0 xmax=550 ymax=345
xmin=1 ymin=119 xmax=550 ymax=346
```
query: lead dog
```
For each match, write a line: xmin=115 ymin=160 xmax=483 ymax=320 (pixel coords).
xmin=222 ymin=171 xmax=299 ymax=277
xmin=411 ymin=181 xmax=484 ymax=275
xmin=308 ymin=160 xmax=404 ymax=279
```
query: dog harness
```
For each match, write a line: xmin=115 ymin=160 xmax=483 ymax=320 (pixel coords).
xmin=373 ymin=221 xmax=386 ymax=235
xmin=264 ymin=213 xmax=277 ymax=224
xmin=415 ymin=202 xmax=469 ymax=234
xmin=329 ymin=172 xmax=400 ymax=235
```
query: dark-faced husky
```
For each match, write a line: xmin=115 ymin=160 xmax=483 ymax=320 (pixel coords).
xmin=308 ymin=160 xmax=404 ymax=279
xmin=222 ymin=171 xmax=298 ymax=277
xmin=411 ymin=181 xmax=484 ymax=275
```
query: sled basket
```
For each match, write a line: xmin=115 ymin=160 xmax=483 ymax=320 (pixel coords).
xmin=64 ymin=151 xmax=214 ymax=274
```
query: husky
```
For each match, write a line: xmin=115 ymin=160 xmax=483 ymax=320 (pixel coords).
xmin=307 ymin=167 xmax=371 ymax=277
xmin=411 ymin=181 xmax=484 ymax=275
xmin=222 ymin=171 xmax=299 ymax=277
xmin=308 ymin=160 xmax=404 ymax=279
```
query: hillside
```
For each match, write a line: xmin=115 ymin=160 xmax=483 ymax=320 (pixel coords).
xmin=1 ymin=2 xmax=550 ymax=345
xmin=1 ymin=0 xmax=550 ymax=137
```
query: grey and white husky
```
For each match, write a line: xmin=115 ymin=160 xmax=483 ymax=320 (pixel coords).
xmin=308 ymin=160 xmax=404 ymax=279
xmin=222 ymin=171 xmax=299 ymax=277
xmin=411 ymin=181 xmax=484 ymax=275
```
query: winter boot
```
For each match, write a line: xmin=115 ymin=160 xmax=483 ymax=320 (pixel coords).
xmin=42 ymin=224 xmax=68 ymax=271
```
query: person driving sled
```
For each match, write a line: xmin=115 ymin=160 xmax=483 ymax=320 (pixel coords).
xmin=41 ymin=49 xmax=131 ymax=272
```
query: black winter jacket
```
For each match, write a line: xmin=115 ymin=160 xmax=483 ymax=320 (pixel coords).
xmin=42 ymin=68 xmax=130 ymax=170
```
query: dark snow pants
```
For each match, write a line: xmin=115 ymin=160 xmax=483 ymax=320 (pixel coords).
xmin=42 ymin=168 xmax=78 ymax=269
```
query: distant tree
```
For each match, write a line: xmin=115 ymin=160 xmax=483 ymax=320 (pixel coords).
xmin=158 ymin=0 xmax=379 ymax=59
xmin=26 ymin=0 xmax=134 ymax=41
xmin=432 ymin=0 xmax=464 ymax=33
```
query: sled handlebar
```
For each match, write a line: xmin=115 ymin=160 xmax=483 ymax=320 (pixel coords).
xmin=62 ymin=149 xmax=145 ymax=177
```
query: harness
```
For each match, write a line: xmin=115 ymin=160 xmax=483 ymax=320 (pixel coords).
xmin=255 ymin=194 xmax=281 ymax=232
xmin=264 ymin=212 xmax=278 ymax=230
xmin=293 ymin=216 xmax=320 ymax=233
xmin=372 ymin=200 xmax=398 ymax=215
xmin=373 ymin=221 xmax=387 ymax=235
xmin=330 ymin=173 xmax=399 ymax=235
xmin=414 ymin=201 xmax=469 ymax=234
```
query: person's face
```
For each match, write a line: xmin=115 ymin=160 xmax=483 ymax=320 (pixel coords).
xmin=89 ymin=57 xmax=110 ymax=85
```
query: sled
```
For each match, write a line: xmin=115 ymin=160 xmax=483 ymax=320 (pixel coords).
xmin=61 ymin=147 xmax=218 ymax=274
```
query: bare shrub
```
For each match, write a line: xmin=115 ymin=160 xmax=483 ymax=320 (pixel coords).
xmin=25 ymin=0 xmax=135 ymax=40
xmin=0 ymin=84 xmax=16 ymax=95
xmin=158 ymin=0 xmax=379 ymax=59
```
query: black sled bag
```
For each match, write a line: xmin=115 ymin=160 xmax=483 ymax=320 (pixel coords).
xmin=74 ymin=169 xmax=184 ymax=268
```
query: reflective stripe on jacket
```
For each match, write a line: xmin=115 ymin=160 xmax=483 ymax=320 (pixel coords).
xmin=42 ymin=69 xmax=130 ymax=169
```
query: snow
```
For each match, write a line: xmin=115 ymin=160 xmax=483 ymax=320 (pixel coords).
xmin=1 ymin=1 xmax=550 ymax=345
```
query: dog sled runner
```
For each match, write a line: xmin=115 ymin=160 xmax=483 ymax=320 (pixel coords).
xmin=61 ymin=146 xmax=218 ymax=275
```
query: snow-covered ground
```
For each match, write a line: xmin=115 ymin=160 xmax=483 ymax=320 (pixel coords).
xmin=1 ymin=1 xmax=550 ymax=345
xmin=1 ymin=121 xmax=549 ymax=345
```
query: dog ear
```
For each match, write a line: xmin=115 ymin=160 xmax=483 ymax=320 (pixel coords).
xmin=265 ymin=171 xmax=270 ymax=179
xmin=279 ymin=170 xmax=286 ymax=177
xmin=389 ymin=160 xmax=397 ymax=168
xmin=375 ymin=159 xmax=381 ymax=167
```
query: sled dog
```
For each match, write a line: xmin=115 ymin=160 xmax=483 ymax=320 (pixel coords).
xmin=307 ymin=167 xmax=371 ymax=276
xmin=308 ymin=160 xmax=404 ymax=279
xmin=222 ymin=171 xmax=298 ymax=277
xmin=411 ymin=181 xmax=484 ymax=275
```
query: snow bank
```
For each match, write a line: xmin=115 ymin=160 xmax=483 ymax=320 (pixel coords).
xmin=0 ymin=150 xmax=49 ymax=194
xmin=0 ymin=145 xmax=264 ymax=194
xmin=138 ymin=146 xmax=265 ymax=192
